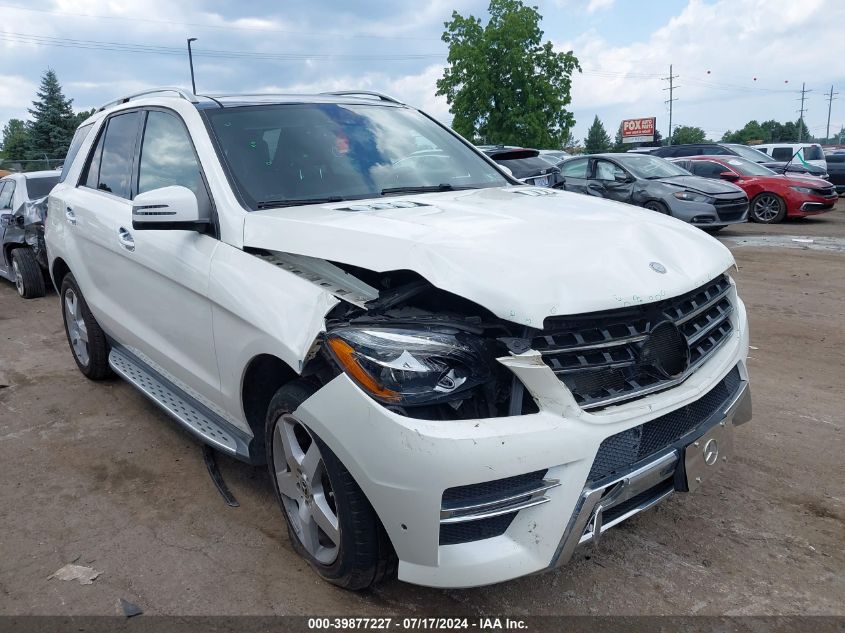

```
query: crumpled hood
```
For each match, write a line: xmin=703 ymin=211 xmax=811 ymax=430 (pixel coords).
xmin=243 ymin=187 xmax=735 ymax=325
xmin=654 ymin=175 xmax=743 ymax=196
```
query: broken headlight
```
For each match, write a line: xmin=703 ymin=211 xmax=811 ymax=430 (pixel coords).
xmin=325 ymin=327 xmax=491 ymax=405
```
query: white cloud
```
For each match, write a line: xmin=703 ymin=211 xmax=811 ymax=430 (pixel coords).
xmin=586 ymin=0 xmax=615 ymax=13
xmin=0 ymin=75 xmax=37 ymax=109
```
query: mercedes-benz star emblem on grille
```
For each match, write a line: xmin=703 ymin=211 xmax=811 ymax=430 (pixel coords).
xmin=703 ymin=438 xmax=719 ymax=465
xmin=649 ymin=261 xmax=667 ymax=274
xmin=638 ymin=321 xmax=690 ymax=379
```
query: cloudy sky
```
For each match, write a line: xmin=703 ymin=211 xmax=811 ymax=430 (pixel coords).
xmin=1 ymin=0 xmax=844 ymax=145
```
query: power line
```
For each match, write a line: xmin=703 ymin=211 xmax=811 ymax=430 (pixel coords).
xmin=0 ymin=3 xmax=442 ymax=41
xmin=0 ymin=31 xmax=444 ymax=62
xmin=662 ymin=64 xmax=679 ymax=145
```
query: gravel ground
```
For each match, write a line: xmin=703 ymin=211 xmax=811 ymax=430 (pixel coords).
xmin=0 ymin=203 xmax=843 ymax=616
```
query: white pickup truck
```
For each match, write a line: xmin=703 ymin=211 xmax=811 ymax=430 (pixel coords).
xmin=46 ymin=88 xmax=751 ymax=589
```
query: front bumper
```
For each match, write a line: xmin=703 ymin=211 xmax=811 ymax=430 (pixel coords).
xmin=664 ymin=197 xmax=748 ymax=227
xmin=292 ymin=298 xmax=750 ymax=588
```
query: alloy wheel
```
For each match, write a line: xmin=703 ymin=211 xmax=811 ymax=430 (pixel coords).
xmin=753 ymin=194 xmax=781 ymax=222
xmin=272 ymin=414 xmax=340 ymax=565
xmin=64 ymin=288 xmax=90 ymax=366
xmin=12 ymin=260 xmax=23 ymax=296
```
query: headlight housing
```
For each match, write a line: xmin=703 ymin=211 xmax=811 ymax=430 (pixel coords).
xmin=672 ymin=190 xmax=713 ymax=203
xmin=325 ymin=327 xmax=492 ymax=405
xmin=790 ymin=185 xmax=813 ymax=193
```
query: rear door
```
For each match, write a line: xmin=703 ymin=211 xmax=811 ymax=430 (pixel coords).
xmin=0 ymin=180 xmax=14 ymax=271
xmin=560 ymin=157 xmax=590 ymax=194
xmin=58 ymin=110 xmax=143 ymax=338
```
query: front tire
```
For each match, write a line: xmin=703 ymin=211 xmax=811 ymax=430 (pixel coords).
xmin=265 ymin=381 xmax=396 ymax=590
xmin=750 ymin=193 xmax=786 ymax=223
xmin=60 ymin=274 xmax=112 ymax=380
xmin=11 ymin=248 xmax=45 ymax=299
xmin=643 ymin=200 xmax=670 ymax=215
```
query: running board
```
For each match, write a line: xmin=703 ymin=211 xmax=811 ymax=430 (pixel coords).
xmin=108 ymin=347 xmax=253 ymax=461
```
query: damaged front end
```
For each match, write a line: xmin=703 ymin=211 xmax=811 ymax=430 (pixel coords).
xmin=3 ymin=196 xmax=51 ymax=269
xmin=256 ymin=250 xmax=538 ymax=421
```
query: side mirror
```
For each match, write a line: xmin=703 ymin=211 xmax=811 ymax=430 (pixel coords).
xmin=0 ymin=213 xmax=14 ymax=227
xmin=614 ymin=172 xmax=630 ymax=183
xmin=132 ymin=186 xmax=208 ymax=231
xmin=719 ymin=171 xmax=739 ymax=182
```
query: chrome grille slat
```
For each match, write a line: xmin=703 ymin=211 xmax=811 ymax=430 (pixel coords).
xmin=534 ymin=275 xmax=734 ymax=410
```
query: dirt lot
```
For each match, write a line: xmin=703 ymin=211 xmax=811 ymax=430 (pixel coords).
xmin=1 ymin=205 xmax=843 ymax=616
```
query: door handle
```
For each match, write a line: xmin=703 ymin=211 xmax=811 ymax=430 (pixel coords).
xmin=117 ymin=227 xmax=135 ymax=252
xmin=65 ymin=206 xmax=77 ymax=225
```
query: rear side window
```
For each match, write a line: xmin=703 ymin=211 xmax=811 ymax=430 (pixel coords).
xmin=561 ymin=158 xmax=588 ymax=178
xmin=771 ymin=147 xmax=793 ymax=161
xmin=138 ymin=111 xmax=205 ymax=198
xmin=81 ymin=111 xmax=141 ymax=199
xmin=0 ymin=181 xmax=14 ymax=209
xmin=802 ymin=145 xmax=824 ymax=161
xmin=59 ymin=123 xmax=94 ymax=183
xmin=25 ymin=175 xmax=60 ymax=199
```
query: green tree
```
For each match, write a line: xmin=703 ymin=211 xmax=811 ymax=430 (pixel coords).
xmin=0 ymin=119 xmax=29 ymax=161
xmin=26 ymin=69 xmax=77 ymax=162
xmin=612 ymin=123 xmax=626 ymax=152
xmin=671 ymin=125 xmax=708 ymax=145
xmin=437 ymin=0 xmax=580 ymax=148
xmin=583 ymin=116 xmax=612 ymax=153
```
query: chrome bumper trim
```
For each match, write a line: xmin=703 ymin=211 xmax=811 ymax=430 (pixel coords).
xmin=549 ymin=379 xmax=750 ymax=568
xmin=440 ymin=479 xmax=561 ymax=524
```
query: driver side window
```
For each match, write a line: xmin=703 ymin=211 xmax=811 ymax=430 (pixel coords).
xmin=595 ymin=160 xmax=625 ymax=181
xmin=0 ymin=181 xmax=15 ymax=209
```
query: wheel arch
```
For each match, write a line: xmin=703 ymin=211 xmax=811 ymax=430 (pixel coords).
xmin=240 ymin=353 xmax=301 ymax=459
xmin=51 ymin=257 xmax=71 ymax=291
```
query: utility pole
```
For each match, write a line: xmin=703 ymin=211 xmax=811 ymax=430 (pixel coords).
xmin=825 ymin=85 xmax=838 ymax=142
xmin=187 ymin=37 xmax=198 ymax=94
xmin=662 ymin=64 xmax=679 ymax=145
xmin=796 ymin=82 xmax=811 ymax=142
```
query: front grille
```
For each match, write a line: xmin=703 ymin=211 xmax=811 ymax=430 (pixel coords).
xmin=713 ymin=197 xmax=748 ymax=221
xmin=534 ymin=275 xmax=734 ymax=409
xmin=587 ymin=366 xmax=742 ymax=483
xmin=439 ymin=512 xmax=517 ymax=545
xmin=811 ymin=186 xmax=836 ymax=197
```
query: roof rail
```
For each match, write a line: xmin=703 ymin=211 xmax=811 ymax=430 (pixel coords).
xmin=98 ymin=87 xmax=199 ymax=112
xmin=319 ymin=90 xmax=403 ymax=104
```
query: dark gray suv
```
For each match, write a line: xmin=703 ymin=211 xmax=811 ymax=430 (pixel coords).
xmin=560 ymin=153 xmax=748 ymax=231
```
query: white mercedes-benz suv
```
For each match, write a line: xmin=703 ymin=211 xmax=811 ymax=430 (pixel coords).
xmin=46 ymin=88 xmax=751 ymax=589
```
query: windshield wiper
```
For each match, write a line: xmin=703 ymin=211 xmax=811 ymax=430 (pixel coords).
xmin=381 ymin=183 xmax=461 ymax=196
xmin=256 ymin=196 xmax=345 ymax=209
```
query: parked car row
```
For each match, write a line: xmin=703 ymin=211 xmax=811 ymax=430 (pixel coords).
xmin=5 ymin=88 xmax=754 ymax=591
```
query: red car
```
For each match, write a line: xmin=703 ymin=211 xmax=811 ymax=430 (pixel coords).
xmin=671 ymin=156 xmax=838 ymax=223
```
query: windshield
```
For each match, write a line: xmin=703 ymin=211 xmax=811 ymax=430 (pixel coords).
xmin=614 ymin=155 xmax=690 ymax=179
xmin=728 ymin=144 xmax=773 ymax=163
xmin=204 ymin=103 xmax=508 ymax=209
xmin=25 ymin=175 xmax=60 ymax=199
xmin=496 ymin=156 xmax=556 ymax=178
xmin=719 ymin=157 xmax=776 ymax=176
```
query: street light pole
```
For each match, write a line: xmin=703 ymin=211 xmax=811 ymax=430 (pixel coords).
xmin=187 ymin=37 xmax=197 ymax=94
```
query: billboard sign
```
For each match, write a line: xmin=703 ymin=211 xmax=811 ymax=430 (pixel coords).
xmin=622 ymin=117 xmax=656 ymax=143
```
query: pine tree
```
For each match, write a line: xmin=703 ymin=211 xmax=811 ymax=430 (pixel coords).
xmin=584 ymin=116 xmax=612 ymax=153
xmin=26 ymin=69 xmax=77 ymax=161
xmin=0 ymin=119 xmax=29 ymax=162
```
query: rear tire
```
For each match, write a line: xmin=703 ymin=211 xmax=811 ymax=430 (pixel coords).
xmin=60 ymin=274 xmax=112 ymax=380
xmin=11 ymin=248 xmax=45 ymax=299
xmin=265 ymin=380 xmax=396 ymax=590
xmin=643 ymin=200 xmax=670 ymax=215
xmin=750 ymin=193 xmax=786 ymax=223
